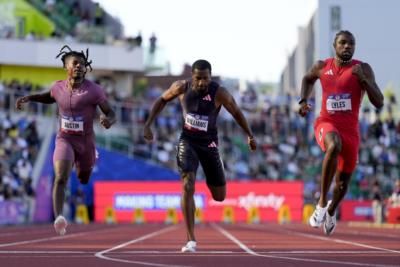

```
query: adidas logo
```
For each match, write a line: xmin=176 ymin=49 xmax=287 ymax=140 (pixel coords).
xmin=324 ymin=69 xmax=334 ymax=75
xmin=202 ymin=94 xmax=212 ymax=101
xmin=208 ymin=141 xmax=217 ymax=148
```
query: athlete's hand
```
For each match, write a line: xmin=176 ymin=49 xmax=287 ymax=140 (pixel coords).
xmin=352 ymin=64 xmax=367 ymax=82
xmin=100 ymin=114 xmax=113 ymax=129
xmin=143 ymin=125 xmax=154 ymax=142
xmin=248 ymin=136 xmax=257 ymax=151
xmin=298 ymin=102 xmax=312 ymax=117
xmin=15 ymin=96 xmax=30 ymax=110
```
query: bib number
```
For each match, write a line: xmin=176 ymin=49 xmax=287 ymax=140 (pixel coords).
xmin=326 ymin=93 xmax=352 ymax=112
xmin=61 ymin=116 xmax=84 ymax=135
xmin=184 ymin=113 xmax=209 ymax=132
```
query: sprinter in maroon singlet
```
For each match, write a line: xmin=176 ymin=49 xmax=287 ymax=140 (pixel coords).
xmin=298 ymin=31 xmax=384 ymax=235
xmin=144 ymin=60 xmax=256 ymax=252
xmin=16 ymin=45 xmax=116 ymax=235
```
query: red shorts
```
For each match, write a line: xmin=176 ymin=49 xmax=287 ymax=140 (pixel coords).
xmin=53 ymin=134 xmax=97 ymax=172
xmin=314 ymin=121 xmax=359 ymax=173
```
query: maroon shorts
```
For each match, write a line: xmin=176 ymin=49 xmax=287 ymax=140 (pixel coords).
xmin=314 ymin=121 xmax=359 ymax=173
xmin=53 ymin=134 xmax=97 ymax=172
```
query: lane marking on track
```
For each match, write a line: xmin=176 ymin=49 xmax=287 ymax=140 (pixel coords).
xmin=0 ymin=226 xmax=118 ymax=248
xmin=0 ymin=250 xmax=88 ymax=254
xmin=280 ymin=224 xmax=400 ymax=239
xmin=120 ymin=250 xmax=235 ymax=254
xmin=94 ymin=225 xmax=191 ymax=267
xmin=0 ymin=255 xmax=94 ymax=258
xmin=242 ymin=224 xmax=400 ymax=254
xmin=0 ymin=250 xmax=393 ymax=255
xmin=212 ymin=223 xmax=400 ymax=267
xmin=294 ymin=231 xmax=400 ymax=254
xmin=0 ymin=232 xmax=91 ymax=248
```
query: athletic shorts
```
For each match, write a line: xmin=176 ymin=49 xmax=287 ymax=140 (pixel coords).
xmin=176 ymin=136 xmax=226 ymax=187
xmin=53 ymin=134 xmax=97 ymax=172
xmin=314 ymin=120 xmax=359 ymax=173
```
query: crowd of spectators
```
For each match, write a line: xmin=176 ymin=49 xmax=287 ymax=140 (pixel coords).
xmin=0 ymin=80 xmax=43 ymax=202
xmin=0 ymin=113 xmax=38 ymax=201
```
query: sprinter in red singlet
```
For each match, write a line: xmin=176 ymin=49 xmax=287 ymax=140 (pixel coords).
xmin=144 ymin=60 xmax=256 ymax=252
xmin=298 ymin=31 xmax=384 ymax=235
xmin=15 ymin=45 xmax=116 ymax=235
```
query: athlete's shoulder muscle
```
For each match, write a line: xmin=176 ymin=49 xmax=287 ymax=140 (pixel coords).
xmin=50 ymin=80 xmax=65 ymax=98
xmin=162 ymin=80 xmax=186 ymax=101
xmin=215 ymin=86 xmax=234 ymax=107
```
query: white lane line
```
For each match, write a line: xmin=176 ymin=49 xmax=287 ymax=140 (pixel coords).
xmin=106 ymin=250 xmax=397 ymax=255
xmin=120 ymin=250 xmax=235 ymax=254
xmin=0 ymin=232 xmax=90 ymax=248
xmin=243 ymin=224 xmax=400 ymax=255
xmin=276 ymin=224 xmax=400 ymax=239
xmin=212 ymin=223 xmax=399 ymax=267
xmin=0 ymin=250 xmax=393 ymax=255
xmin=94 ymin=225 xmax=191 ymax=267
xmin=0 ymin=255 xmax=94 ymax=258
xmin=0 ymin=226 xmax=115 ymax=248
xmin=294 ymin=232 xmax=400 ymax=254
xmin=0 ymin=250 xmax=88 ymax=254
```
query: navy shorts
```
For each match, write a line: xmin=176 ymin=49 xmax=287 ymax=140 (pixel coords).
xmin=176 ymin=136 xmax=226 ymax=187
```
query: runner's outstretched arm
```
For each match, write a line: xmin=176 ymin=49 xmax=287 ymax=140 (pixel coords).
xmin=216 ymin=87 xmax=256 ymax=151
xmin=298 ymin=60 xmax=325 ymax=116
xmin=352 ymin=63 xmax=384 ymax=109
xmin=98 ymin=100 xmax=116 ymax=129
xmin=143 ymin=80 xmax=185 ymax=142
xmin=15 ymin=91 xmax=55 ymax=110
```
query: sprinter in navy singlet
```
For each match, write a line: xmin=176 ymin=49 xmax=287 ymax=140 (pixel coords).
xmin=144 ymin=59 xmax=256 ymax=253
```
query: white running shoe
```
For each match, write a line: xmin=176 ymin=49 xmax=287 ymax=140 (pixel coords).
xmin=54 ymin=215 xmax=68 ymax=236
xmin=324 ymin=201 xmax=337 ymax=236
xmin=309 ymin=203 xmax=328 ymax=228
xmin=181 ymin=241 xmax=197 ymax=253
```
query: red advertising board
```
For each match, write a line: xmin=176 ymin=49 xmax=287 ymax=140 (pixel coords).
xmin=340 ymin=200 xmax=373 ymax=221
xmin=94 ymin=181 xmax=303 ymax=223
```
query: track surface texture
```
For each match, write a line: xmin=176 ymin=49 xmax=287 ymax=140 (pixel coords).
xmin=0 ymin=222 xmax=399 ymax=267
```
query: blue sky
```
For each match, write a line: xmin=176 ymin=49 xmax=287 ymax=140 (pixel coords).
xmin=96 ymin=0 xmax=317 ymax=82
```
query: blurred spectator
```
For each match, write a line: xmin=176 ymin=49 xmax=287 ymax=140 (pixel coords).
xmin=71 ymin=0 xmax=82 ymax=18
xmin=149 ymin=33 xmax=157 ymax=54
xmin=135 ymin=31 xmax=143 ymax=47
xmin=388 ymin=180 xmax=400 ymax=208
xmin=126 ymin=32 xmax=143 ymax=51
xmin=94 ymin=3 xmax=105 ymax=26
xmin=371 ymin=180 xmax=383 ymax=223
xmin=45 ymin=0 xmax=55 ymax=13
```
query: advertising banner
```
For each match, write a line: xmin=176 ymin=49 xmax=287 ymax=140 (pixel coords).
xmin=340 ymin=200 xmax=373 ymax=221
xmin=94 ymin=181 xmax=303 ymax=223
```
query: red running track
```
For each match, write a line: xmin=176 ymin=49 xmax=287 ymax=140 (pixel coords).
xmin=0 ymin=222 xmax=399 ymax=267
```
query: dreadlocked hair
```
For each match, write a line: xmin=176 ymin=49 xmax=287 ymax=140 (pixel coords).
xmin=55 ymin=45 xmax=93 ymax=72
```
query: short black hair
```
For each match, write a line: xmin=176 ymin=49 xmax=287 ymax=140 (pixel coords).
xmin=55 ymin=45 xmax=93 ymax=71
xmin=333 ymin=30 xmax=354 ymax=45
xmin=192 ymin=59 xmax=212 ymax=73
